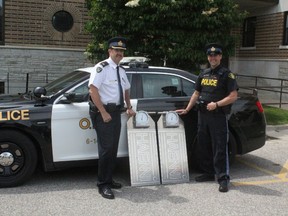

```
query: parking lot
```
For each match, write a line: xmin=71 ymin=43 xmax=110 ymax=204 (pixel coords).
xmin=0 ymin=125 xmax=287 ymax=216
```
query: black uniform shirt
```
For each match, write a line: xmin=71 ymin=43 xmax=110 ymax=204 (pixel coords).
xmin=195 ymin=65 xmax=238 ymax=103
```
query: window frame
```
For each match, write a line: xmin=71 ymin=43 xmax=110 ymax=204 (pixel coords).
xmin=242 ymin=16 xmax=256 ymax=48
xmin=0 ymin=0 xmax=4 ymax=45
xmin=283 ymin=12 xmax=288 ymax=45
xmin=52 ymin=10 xmax=74 ymax=33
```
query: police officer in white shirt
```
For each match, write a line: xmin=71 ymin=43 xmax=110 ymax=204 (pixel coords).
xmin=88 ymin=37 xmax=135 ymax=199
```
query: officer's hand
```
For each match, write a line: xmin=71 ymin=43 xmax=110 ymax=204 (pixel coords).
xmin=101 ymin=111 xmax=112 ymax=123
xmin=207 ymin=102 xmax=217 ymax=111
xmin=176 ymin=109 xmax=188 ymax=115
xmin=126 ymin=108 xmax=136 ymax=117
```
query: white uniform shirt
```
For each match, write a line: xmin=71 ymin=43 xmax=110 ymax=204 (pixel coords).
xmin=88 ymin=57 xmax=131 ymax=105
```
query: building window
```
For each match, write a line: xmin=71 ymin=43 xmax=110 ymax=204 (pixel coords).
xmin=52 ymin=10 xmax=74 ymax=32
xmin=0 ymin=82 xmax=4 ymax=94
xmin=242 ymin=17 xmax=256 ymax=47
xmin=283 ymin=12 xmax=288 ymax=45
xmin=0 ymin=0 xmax=3 ymax=44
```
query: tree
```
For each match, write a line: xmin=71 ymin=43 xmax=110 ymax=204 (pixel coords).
xmin=85 ymin=0 xmax=246 ymax=71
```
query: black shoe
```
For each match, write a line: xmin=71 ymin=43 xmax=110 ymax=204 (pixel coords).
xmin=110 ymin=180 xmax=122 ymax=189
xmin=219 ymin=180 xmax=229 ymax=192
xmin=98 ymin=186 xmax=115 ymax=199
xmin=195 ymin=174 xmax=215 ymax=182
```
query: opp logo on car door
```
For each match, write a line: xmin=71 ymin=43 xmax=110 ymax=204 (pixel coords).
xmin=79 ymin=118 xmax=91 ymax=130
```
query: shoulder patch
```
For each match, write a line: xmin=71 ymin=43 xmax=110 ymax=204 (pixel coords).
xmin=96 ymin=61 xmax=109 ymax=73
xmin=96 ymin=67 xmax=103 ymax=73
xmin=228 ymin=72 xmax=236 ymax=79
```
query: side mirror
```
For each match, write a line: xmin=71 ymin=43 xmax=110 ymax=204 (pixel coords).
xmin=64 ymin=92 xmax=76 ymax=101
xmin=33 ymin=87 xmax=47 ymax=99
xmin=59 ymin=92 xmax=87 ymax=104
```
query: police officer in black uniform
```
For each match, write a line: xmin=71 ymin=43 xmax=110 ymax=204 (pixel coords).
xmin=177 ymin=43 xmax=238 ymax=192
xmin=88 ymin=37 xmax=135 ymax=199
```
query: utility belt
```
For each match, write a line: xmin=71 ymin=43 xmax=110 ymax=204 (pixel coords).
xmin=197 ymin=100 xmax=230 ymax=114
xmin=89 ymin=97 xmax=125 ymax=113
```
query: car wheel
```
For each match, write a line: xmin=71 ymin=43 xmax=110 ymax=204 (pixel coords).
xmin=0 ymin=130 xmax=37 ymax=187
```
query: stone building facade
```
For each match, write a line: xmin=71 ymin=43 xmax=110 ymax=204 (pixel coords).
xmin=231 ymin=0 xmax=288 ymax=106
xmin=0 ymin=0 xmax=287 ymax=103
xmin=231 ymin=0 xmax=288 ymax=80
xmin=0 ymin=0 xmax=93 ymax=94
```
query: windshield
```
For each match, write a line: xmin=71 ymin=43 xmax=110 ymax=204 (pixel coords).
xmin=44 ymin=71 xmax=89 ymax=96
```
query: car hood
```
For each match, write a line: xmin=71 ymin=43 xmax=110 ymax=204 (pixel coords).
xmin=0 ymin=94 xmax=36 ymax=109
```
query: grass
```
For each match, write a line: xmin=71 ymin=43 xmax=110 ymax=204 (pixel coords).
xmin=263 ymin=105 xmax=288 ymax=125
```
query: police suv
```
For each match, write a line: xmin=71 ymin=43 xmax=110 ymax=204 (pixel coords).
xmin=0 ymin=61 xmax=266 ymax=187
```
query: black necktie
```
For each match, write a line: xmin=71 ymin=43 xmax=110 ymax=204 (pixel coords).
xmin=116 ymin=66 xmax=124 ymax=107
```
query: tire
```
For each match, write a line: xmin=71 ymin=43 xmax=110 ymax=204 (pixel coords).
xmin=0 ymin=130 xmax=37 ymax=187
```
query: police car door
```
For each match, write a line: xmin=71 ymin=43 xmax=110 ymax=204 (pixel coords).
xmin=51 ymin=80 xmax=130 ymax=162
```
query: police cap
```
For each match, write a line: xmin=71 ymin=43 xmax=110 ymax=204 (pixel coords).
xmin=108 ymin=37 xmax=127 ymax=50
xmin=205 ymin=43 xmax=223 ymax=55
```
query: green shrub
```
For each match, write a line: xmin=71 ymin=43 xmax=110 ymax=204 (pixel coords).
xmin=263 ymin=105 xmax=288 ymax=125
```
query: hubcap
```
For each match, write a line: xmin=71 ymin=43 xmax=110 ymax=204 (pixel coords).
xmin=0 ymin=152 xmax=14 ymax=166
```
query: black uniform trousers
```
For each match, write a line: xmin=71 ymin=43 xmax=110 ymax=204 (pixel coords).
xmin=90 ymin=110 xmax=121 ymax=188
xmin=197 ymin=110 xmax=230 ymax=182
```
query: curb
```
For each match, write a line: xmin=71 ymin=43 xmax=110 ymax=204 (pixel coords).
xmin=266 ymin=124 xmax=288 ymax=132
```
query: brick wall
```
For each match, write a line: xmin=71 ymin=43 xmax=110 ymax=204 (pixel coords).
xmin=235 ymin=12 xmax=288 ymax=59
xmin=4 ymin=0 xmax=91 ymax=48
xmin=0 ymin=0 xmax=94 ymax=94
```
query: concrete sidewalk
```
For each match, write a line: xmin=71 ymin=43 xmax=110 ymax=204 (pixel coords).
xmin=266 ymin=124 xmax=288 ymax=139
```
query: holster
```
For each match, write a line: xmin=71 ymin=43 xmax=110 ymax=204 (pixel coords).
xmin=88 ymin=97 xmax=98 ymax=113
xmin=88 ymin=97 xmax=122 ymax=113
xmin=197 ymin=101 xmax=208 ymax=112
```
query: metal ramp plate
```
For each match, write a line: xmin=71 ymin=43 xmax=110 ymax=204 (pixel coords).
xmin=127 ymin=115 xmax=160 ymax=186
xmin=157 ymin=115 xmax=190 ymax=184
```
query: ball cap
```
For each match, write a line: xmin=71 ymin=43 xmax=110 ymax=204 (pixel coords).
xmin=108 ymin=37 xmax=127 ymax=50
xmin=205 ymin=43 xmax=223 ymax=55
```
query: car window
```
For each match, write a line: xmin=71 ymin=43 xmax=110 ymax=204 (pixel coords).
xmin=182 ymin=78 xmax=195 ymax=96
xmin=72 ymin=80 xmax=89 ymax=94
xmin=44 ymin=71 xmax=88 ymax=96
xmin=126 ymin=73 xmax=132 ymax=83
xmin=141 ymin=74 xmax=190 ymax=98
xmin=55 ymin=80 xmax=90 ymax=104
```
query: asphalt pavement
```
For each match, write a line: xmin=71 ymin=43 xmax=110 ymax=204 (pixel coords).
xmin=0 ymin=124 xmax=287 ymax=216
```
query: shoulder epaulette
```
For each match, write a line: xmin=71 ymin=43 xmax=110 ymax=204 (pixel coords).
xmin=100 ymin=61 xmax=109 ymax=67
xmin=96 ymin=61 xmax=109 ymax=73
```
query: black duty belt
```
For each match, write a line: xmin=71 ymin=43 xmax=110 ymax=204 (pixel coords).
xmin=197 ymin=101 xmax=230 ymax=114
xmin=103 ymin=103 xmax=122 ymax=113
xmin=89 ymin=100 xmax=125 ymax=113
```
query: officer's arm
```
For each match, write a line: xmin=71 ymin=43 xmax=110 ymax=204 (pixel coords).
xmin=176 ymin=90 xmax=200 ymax=115
xmin=124 ymin=90 xmax=135 ymax=116
xmin=124 ymin=90 xmax=132 ymax=110
xmin=216 ymin=90 xmax=238 ymax=107
xmin=185 ymin=90 xmax=200 ymax=112
xmin=89 ymin=84 xmax=107 ymax=114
